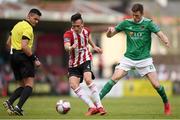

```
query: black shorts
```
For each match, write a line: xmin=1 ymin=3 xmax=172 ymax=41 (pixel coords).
xmin=10 ymin=51 xmax=35 ymax=81
xmin=68 ymin=60 xmax=95 ymax=83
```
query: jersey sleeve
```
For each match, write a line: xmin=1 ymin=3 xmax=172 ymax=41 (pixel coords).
xmin=148 ymin=21 xmax=160 ymax=33
xmin=64 ymin=31 xmax=71 ymax=44
xmin=22 ymin=28 xmax=32 ymax=40
xmin=84 ymin=27 xmax=91 ymax=36
xmin=115 ymin=21 xmax=126 ymax=32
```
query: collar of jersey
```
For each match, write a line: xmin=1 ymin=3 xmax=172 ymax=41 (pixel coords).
xmin=134 ymin=17 xmax=144 ymax=24
xmin=23 ymin=19 xmax=33 ymax=27
xmin=71 ymin=28 xmax=84 ymax=35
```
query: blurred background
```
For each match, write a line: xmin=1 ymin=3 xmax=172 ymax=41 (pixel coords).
xmin=0 ymin=0 xmax=180 ymax=98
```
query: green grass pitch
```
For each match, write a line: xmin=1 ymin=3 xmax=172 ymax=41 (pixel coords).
xmin=0 ymin=96 xmax=180 ymax=119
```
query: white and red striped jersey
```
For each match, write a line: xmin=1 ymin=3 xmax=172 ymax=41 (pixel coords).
xmin=64 ymin=27 xmax=93 ymax=68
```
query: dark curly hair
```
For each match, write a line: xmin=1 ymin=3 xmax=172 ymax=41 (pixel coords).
xmin=131 ymin=3 xmax=144 ymax=14
xmin=29 ymin=8 xmax=42 ymax=16
xmin=71 ymin=13 xmax=83 ymax=22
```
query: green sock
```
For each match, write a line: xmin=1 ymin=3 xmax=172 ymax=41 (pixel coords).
xmin=156 ymin=85 xmax=168 ymax=103
xmin=99 ymin=79 xmax=116 ymax=100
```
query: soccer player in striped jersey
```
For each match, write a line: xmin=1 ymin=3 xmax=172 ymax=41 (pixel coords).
xmin=99 ymin=3 xmax=171 ymax=115
xmin=64 ymin=13 xmax=106 ymax=116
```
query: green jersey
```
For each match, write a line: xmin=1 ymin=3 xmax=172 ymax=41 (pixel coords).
xmin=115 ymin=17 xmax=160 ymax=60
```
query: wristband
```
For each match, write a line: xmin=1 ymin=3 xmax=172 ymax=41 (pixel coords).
xmin=29 ymin=54 xmax=38 ymax=62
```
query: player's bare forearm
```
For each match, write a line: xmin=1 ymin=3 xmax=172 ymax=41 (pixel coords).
xmin=88 ymin=35 xmax=102 ymax=53
xmin=88 ymin=34 xmax=96 ymax=48
xmin=88 ymin=39 xmax=96 ymax=48
xmin=22 ymin=46 xmax=33 ymax=56
xmin=106 ymin=27 xmax=117 ymax=38
xmin=21 ymin=39 xmax=33 ymax=56
xmin=21 ymin=39 xmax=40 ymax=64
xmin=156 ymin=31 xmax=170 ymax=48
xmin=6 ymin=36 xmax=11 ymax=49
xmin=64 ymin=43 xmax=77 ymax=52
xmin=106 ymin=31 xmax=113 ymax=38
xmin=64 ymin=43 xmax=71 ymax=52
xmin=22 ymin=45 xmax=40 ymax=66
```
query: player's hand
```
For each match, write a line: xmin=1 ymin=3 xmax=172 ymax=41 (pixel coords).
xmin=34 ymin=60 xmax=41 ymax=68
xmin=93 ymin=46 xmax=103 ymax=54
xmin=106 ymin=27 xmax=115 ymax=38
xmin=164 ymin=41 xmax=170 ymax=48
xmin=107 ymin=27 xmax=115 ymax=33
xmin=71 ymin=43 xmax=78 ymax=49
xmin=68 ymin=43 xmax=78 ymax=51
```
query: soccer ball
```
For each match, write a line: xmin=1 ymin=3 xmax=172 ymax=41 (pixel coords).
xmin=56 ymin=100 xmax=71 ymax=114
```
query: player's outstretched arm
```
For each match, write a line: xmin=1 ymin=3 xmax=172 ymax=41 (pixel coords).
xmin=106 ymin=27 xmax=118 ymax=38
xmin=22 ymin=39 xmax=41 ymax=67
xmin=156 ymin=31 xmax=170 ymax=48
xmin=88 ymin=34 xmax=102 ymax=54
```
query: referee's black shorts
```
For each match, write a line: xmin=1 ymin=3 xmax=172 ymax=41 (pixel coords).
xmin=10 ymin=50 xmax=35 ymax=81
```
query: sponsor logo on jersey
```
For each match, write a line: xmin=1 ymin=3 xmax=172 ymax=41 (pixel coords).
xmin=87 ymin=65 xmax=90 ymax=69
xmin=149 ymin=65 xmax=153 ymax=69
xmin=64 ymin=38 xmax=70 ymax=42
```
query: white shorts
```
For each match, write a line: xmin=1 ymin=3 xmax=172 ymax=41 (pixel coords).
xmin=115 ymin=57 xmax=156 ymax=76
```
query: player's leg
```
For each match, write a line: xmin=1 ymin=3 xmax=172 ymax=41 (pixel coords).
xmin=99 ymin=69 xmax=127 ymax=100
xmin=14 ymin=77 xmax=34 ymax=115
xmin=136 ymin=58 xmax=171 ymax=115
xmin=81 ymin=60 xmax=106 ymax=114
xmin=146 ymin=72 xmax=168 ymax=102
xmin=146 ymin=72 xmax=171 ymax=115
xmin=84 ymin=71 xmax=106 ymax=115
xmin=8 ymin=82 xmax=24 ymax=105
xmin=69 ymin=66 xmax=96 ymax=110
xmin=99 ymin=57 xmax=132 ymax=100
xmin=70 ymin=76 xmax=89 ymax=105
xmin=13 ymin=56 xmax=35 ymax=116
xmin=69 ymin=76 xmax=97 ymax=115
xmin=3 ymin=81 xmax=24 ymax=114
xmin=3 ymin=55 xmax=24 ymax=115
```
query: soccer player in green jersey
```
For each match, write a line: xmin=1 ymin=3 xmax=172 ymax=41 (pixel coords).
xmin=99 ymin=3 xmax=171 ymax=115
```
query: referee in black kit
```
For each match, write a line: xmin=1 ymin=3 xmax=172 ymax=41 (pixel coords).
xmin=3 ymin=8 xmax=42 ymax=116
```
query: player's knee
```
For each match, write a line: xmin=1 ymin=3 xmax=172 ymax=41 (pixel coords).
xmin=84 ymin=78 xmax=92 ymax=86
xmin=111 ymin=75 xmax=121 ymax=81
xmin=24 ymin=83 xmax=33 ymax=88
xmin=24 ymin=78 xmax=34 ymax=87
xmin=152 ymin=83 xmax=160 ymax=89
xmin=24 ymin=81 xmax=34 ymax=87
xmin=111 ymin=70 xmax=126 ymax=81
xmin=69 ymin=81 xmax=79 ymax=90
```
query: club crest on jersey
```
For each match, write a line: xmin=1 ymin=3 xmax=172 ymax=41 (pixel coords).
xmin=74 ymin=39 xmax=78 ymax=43
xmin=87 ymin=65 xmax=90 ymax=69
xmin=129 ymin=32 xmax=134 ymax=36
